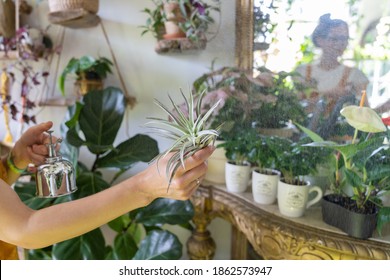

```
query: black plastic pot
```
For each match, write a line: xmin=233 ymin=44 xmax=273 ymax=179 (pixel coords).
xmin=321 ymin=194 xmax=378 ymax=239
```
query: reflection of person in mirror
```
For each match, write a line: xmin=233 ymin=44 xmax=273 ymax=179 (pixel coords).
xmin=294 ymin=13 xmax=369 ymax=139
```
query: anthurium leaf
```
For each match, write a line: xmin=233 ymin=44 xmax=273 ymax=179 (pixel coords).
xmin=343 ymin=168 xmax=364 ymax=188
xmin=96 ymin=134 xmax=159 ymax=169
xmin=295 ymin=122 xmax=324 ymax=142
xmin=79 ymin=87 xmax=126 ymax=154
xmin=111 ymin=232 xmax=138 ymax=260
xmin=132 ymin=230 xmax=182 ymax=260
xmin=340 ymin=105 xmax=387 ymax=133
xmin=377 ymin=207 xmax=390 ymax=236
xmin=135 ymin=198 xmax=194 ymax=227
xmin=352 ymin=136 xmax=386 ymax=167
xmin=52 ymin=228 xmax=106 ymax=259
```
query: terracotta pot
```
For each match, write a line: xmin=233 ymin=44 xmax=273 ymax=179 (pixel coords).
xmin=163 ymin=21 xmax=186 ymax=39
xmin=163 ymin=2 xmax=185 ymax=22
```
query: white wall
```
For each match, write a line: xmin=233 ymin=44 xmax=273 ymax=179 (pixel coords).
xmin=1 ymin=0 xmax=235 ymax=259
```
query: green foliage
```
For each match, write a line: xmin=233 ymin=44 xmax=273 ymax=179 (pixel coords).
xmin=192 ymin=66 xmax=307 ymax=142
xmin=298 ymin=120 xmax=390 ymax=234
xmin=140 ymin=0 xmax=220 ymax=42
xmin=58 ymin=55 xmax=113 ymax=96
xmin=273 ymin=136 xmax=332 ymax=185
xmin=140 ymin=0 xmax=165 ymax=40
xmin=146 ymin=89 xmax=220 ymax=189
xmin=15 ymin=87 xmax=195 ymax=260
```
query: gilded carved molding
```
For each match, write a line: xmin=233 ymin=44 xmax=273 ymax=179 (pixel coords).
xmin=188 ymin=184 xmax=390 ymax=260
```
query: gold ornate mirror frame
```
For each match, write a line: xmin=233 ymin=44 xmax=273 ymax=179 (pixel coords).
xmin=235 ymin=0 xmax=253 ymax=71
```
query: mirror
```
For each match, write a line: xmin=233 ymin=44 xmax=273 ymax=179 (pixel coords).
xmin=0 ymin=0 xmax=19 ymax=59
xmin=235 ymin=0 xmax=390 ymax=114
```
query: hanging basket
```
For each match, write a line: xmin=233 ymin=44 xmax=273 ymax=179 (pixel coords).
xmin=47 ymin=0 xmax=100 ymax=28
xmin=48 ymin=0 xmax=99 ymax=14
xmin=0 ymin=0 xmax=16 ymax=38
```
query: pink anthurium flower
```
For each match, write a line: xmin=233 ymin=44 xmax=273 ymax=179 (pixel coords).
xmin=340 ymin=105 xmax=387 ymax=133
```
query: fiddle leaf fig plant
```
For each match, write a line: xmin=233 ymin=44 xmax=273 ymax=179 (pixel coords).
xmin=146 ymin=88 xmax=221 ymax=190
xmin=14 ymin=86 xmax=196 ymax=260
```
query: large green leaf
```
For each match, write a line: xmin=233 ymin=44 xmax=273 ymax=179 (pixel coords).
xmin=79 ymin=87 xmax=126 ymax=154
xmin=96 ymin=134 xmax=159 ymax=169
xmin=13 ymin=181 xmax=53 ymax=210
xmin=133 ymin=230 xmax=182 ymax=260
xmin=111 ymin=232 xmax=138 ymax=260
xmin=73 ymin=171 xmax=111 ymax=198
xmin=135 ymin=198 xmax=194 ymax=227
xmin=52 ymin=228 xmax=106 ymax=260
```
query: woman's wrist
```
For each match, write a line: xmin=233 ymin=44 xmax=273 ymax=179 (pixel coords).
xmin=6 ymin=152 xmax=26 ymax=174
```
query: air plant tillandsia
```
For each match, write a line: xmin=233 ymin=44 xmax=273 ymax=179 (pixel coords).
xmin=146 ymin=88 xmax=222 ymax=191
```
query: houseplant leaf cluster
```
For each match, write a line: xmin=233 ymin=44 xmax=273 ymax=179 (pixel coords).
xmin=14 ymin=87 xmax=196 ymax=259
xmin=299 ymin=105 xmax=390 ymax=237
xmin=146 ymin=88 xmax=221 ymax=189
xmin=58 ymin=55 xmax=113 ymax=96
xmin=192 ymin=66 xmax=307 ymax=140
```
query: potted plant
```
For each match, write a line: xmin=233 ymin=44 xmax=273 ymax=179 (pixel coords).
xmin=14 ymin=87 xmax=197 ymax=260
xmin=140 ymin=0 xmax=220 ymax=47
xmin=300 ymin=103 xmax=390 ymax=239
xmin=58 ymin=55 xmax=113 ymax=96
xmin=267 ymin=134 xmax=329 ymax=217
xmin=247 ymin=134 xmax=283 ymax=204
xmin=218 ymin=130 xmax=253 ymax=193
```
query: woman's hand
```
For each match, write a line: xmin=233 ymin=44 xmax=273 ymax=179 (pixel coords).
xmin=11 ymin=121 xmax=57 ymax=170
xmin=136 ymin=145 xmax=216 ymax=202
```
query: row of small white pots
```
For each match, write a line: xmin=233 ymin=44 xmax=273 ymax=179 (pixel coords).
xmin=225 ymin=162 xmax=323 ymax=218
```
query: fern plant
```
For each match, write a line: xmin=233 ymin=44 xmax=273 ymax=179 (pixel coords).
xmin=146 ymin=88 xmax=222 ymax=189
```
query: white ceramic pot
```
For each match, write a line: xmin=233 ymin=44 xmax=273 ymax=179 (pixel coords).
xmin=204 ymin=140 xmax=228 ymax=184
xmin=251 ymin=168 xmax=280 ymax=204
xmin=277 ymin=179 xmax=322 ymax=218
xmin=225 ymin=161 xmax=251 ymax=193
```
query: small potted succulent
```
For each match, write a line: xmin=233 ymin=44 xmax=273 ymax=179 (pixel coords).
xmin=301 ymin=101 xmax=390 ymax=238
xmin=59 ymin=55 xmax=113 ymax=96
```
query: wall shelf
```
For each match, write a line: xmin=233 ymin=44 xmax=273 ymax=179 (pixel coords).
xmin=155 ymin=37 xmax=207 ymax=54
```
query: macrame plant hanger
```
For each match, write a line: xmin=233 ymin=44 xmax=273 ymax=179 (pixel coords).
xmin=43 ymin=21 xmax=137 ymax=109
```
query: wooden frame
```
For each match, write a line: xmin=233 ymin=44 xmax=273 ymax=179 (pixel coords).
xmin=235 ymin=0 xmax=253 ymax=71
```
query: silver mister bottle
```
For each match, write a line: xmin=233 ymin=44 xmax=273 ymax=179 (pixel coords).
xmin=36 ymin=130 xmax=77 ymax=197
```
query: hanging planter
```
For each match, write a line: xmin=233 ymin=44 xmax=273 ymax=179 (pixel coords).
xmin=141 ymin=0 xmax=221 ymax=53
